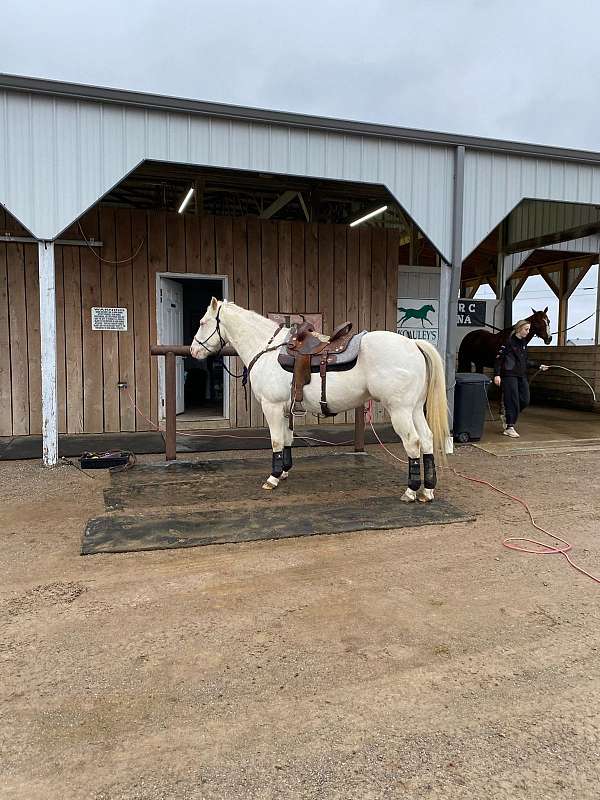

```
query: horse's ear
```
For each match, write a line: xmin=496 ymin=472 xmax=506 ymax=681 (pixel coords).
xmin=544 ymin=306 xmax=548 ymax=313
xmin=531 ymin=307 xmax=536 ymax=314
xmin=210 ymin=297 xmax=219 ymax=311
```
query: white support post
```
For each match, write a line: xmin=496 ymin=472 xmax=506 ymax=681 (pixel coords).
xmin=596 ymin=257 xmax=600 ymax=345
xmin=38 ymin=241 xmax=58 ymax=466
xmin=438 ymin=259 xmax=451 ymax=368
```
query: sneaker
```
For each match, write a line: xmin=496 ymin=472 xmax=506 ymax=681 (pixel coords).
xmin=503 ymin=427 xmax=520 ymax=438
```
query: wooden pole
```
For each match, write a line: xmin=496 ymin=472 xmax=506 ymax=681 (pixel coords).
xmin=164 ymin=351 xmax=177 ymax=460
xmin=558 ymin=261 xmax=569 ymax=346
xmin=354 ymin=405 xmax=365 ymax=452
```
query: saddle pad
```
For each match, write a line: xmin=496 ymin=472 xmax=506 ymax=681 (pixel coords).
xmin=278 ymin=330 xmax=367 ymax=373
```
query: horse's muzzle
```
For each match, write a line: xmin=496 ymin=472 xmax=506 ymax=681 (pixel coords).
xmin=544 ymin=336 xmax=552 ymax=345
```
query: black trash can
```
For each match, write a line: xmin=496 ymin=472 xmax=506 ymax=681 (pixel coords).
xmin=453 ymin=373 xmax=491 ymax=443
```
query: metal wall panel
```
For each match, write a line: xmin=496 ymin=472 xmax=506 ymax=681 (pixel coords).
xmin=464 ymin=151 xmax=600 ymax=259
xmin=0 ymin=89 xmax=455 ymax=259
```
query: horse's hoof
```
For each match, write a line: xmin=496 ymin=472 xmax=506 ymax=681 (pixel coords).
xmin=400 ymin=489 xmax=417 ymax=503
xmin=280 ymin=471 xmax=289 ymax=481
xmin=417 ymin=488 xmax=435 ymax=503
xmin=262 ymin=475 xmax=279 ymax=490
xmin=262 ymin=482 xmax=275 ymax=490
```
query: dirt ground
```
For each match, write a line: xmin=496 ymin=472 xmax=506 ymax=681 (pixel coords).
xmin=1 ymin=442 xmax=599 ymax=800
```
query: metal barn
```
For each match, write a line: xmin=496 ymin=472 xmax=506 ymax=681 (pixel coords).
xmin=1 ymin=74 xmax=599 ymax=464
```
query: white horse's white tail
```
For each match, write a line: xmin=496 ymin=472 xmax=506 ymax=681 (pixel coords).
xmin=415 ymin=341 xmax=450 ymax=463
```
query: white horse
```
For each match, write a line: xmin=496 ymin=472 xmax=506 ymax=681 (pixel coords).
xmin=191 ymin=299 xmax=449 ymax=502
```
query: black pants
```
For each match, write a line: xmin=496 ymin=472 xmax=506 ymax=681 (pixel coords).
xmin=502 ymin=376 xmax=530 ymax=426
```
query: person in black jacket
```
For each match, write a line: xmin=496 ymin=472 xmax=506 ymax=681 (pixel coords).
xmin=493 ymin=320 xmax=549 ymax=438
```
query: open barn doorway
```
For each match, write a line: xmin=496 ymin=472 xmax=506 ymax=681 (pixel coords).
xmin=157 ymin=274 xmax=228 ymax=424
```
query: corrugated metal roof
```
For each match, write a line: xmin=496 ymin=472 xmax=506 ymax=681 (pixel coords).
xmin=463 ymin=151 xmax=600 ymax=258
xmin=0 ymin=84 xmax=455 ymax=255
xmin=3 ymin=74 xmax=600 ymax=261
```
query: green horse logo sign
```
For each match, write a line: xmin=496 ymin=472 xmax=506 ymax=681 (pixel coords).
xmin=397 ymin=299 xmax=439 ymax=344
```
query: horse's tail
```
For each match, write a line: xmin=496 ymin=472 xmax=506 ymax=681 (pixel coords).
xmin=414 ymin=340 xmax=450 ymax=464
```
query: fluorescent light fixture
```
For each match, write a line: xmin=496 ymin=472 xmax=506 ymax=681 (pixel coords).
xmin=349 ymin=205 xmax=388 ymax=227
xmin=178 ymin=186 xmax=195 ymax=214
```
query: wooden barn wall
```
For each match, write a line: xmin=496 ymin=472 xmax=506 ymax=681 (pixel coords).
xmin=0 ymin=207 xmax=400 ymax=437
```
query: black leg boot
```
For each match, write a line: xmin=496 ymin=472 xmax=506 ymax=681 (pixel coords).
xmin=263 ymin=451 xmax=284 ymax=490
xmin=401 ymin=457 xmax=422 ymax=502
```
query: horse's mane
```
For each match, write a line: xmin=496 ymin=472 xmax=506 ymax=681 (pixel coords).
xmin=220 ymin=301 xmax=279 ymax=329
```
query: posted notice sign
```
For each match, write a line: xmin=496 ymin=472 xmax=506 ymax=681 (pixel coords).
xmin=91 ymin=307 xmax=128 ymax=331
xmin=397 ymin=299 xmax=439 ymax=344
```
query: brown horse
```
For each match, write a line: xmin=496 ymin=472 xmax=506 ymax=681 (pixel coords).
xmin=457 ymin=308 xmax=552 ymax=373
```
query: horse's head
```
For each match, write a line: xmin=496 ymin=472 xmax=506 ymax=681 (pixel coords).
xmin=527 ymin=307 xmax=552 ymax=345
xmin=424 ymin=304 xmax=436 ymax=313
xmin=190 ymin=297 xmax=228 ymax=359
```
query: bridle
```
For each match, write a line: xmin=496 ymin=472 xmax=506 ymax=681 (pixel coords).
xmin=192 ymin=304 xmax=228 ymax=355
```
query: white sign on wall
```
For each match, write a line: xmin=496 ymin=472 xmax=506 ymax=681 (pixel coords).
xmin=397 ymin=299 xmax=439 ymax=344
xmin=91 ymin=307 xmax=128 ymax=331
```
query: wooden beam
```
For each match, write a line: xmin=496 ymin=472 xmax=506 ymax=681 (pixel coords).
xmin=557 ymin=261 xmax=569 ymax=346
xmin=539 ymin=269 xmax=560 ymax=297
xmin=566 ymin=262 xmax=592 ymax=298
xmin=38 ymin=242 xmax=58 ymax=466
xmin=511 ymin=272 xmax=529 ymax=299
xmin=260 ymin=190 xmax=297 ymax=219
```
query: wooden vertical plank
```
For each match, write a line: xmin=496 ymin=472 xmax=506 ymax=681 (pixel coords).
xmin=371 ymin=229 xmax=387 ymax=422
xmin=115 ymin=209 xmax=136 ymax=431
xmin=358 ymin=228 xmax=372 ymax=333
xmin=345 ymin=227 xmax=360 ymax=424
xmin=99 ymin=207 xmax=120 ymax=432
xmin=167 ymin=212 xmax=186 ymax=273
xmin=200 ymin=216 xmax=216 ymax=274
xmin=247 ymin=218 xmax=264 ymax=428
xmin=0 ymin=232 xmax=12 ymax=436
xmin=318 ymin=224 xmax=334 ymax=333
xmin=185 ymin=215 xmax=201 ymax=274
xmin=261 ymin=220 xmax=278 ymax=316
xmin=80 ymin=210 xmax=104 ymax=432
xmin=385 ymin=231 xmax=399 ymax=332
xmin=62 ymin=243 xmax=84 ymax=433
xmin=24 ymin=246 xmax=42 ymax=435
xmin=305 ymin=223 xmax=319 ymax=313
xmin=132 ymin=209 xmax=152 ymax=431
xmin=278 ymin=221 xmax=293 ymax=313
xmin=215 ymin=217 xmax=236 ymax=425
xmin=291 ymin=221 xmax=305 ymax=313
xmin=148 ymin=211 xmax=167 ymax=426
xmin=7 ymin=242 xmax=29 ymax=435
xmin=233 ymin=218 xmax=250 ymax=427
xmin=333 ymin=226 xmax=348 ymax=327
xmin=304 ymin=223 xmax=320 ymax=425
xmin=55 ymin=248 xmax=67 ymax=434
xmin=333 ymin=226 xmax=348 ymax=423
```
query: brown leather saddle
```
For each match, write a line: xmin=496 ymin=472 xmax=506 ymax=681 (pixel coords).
xmin=277 ymin=320 xmax=360 ymax=421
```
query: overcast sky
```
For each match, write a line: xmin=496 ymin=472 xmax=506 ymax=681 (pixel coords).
xmin=2 ymin=0 xmax=599 ymax=150
xmin=1 ymin=0 xmax=598 ymax=336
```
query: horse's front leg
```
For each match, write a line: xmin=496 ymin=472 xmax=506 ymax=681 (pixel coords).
xmin=261 ymin=401 xmax=288 ymax=490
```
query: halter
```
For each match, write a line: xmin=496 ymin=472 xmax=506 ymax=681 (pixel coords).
xmin=192 ymin=303 xmax=227 ymax=354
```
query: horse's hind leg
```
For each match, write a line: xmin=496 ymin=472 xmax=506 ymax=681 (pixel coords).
xmin=388 ymin=406 xmax=421 ymax=503
xmin=413 ymin=406 xmax=436 ymax=503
